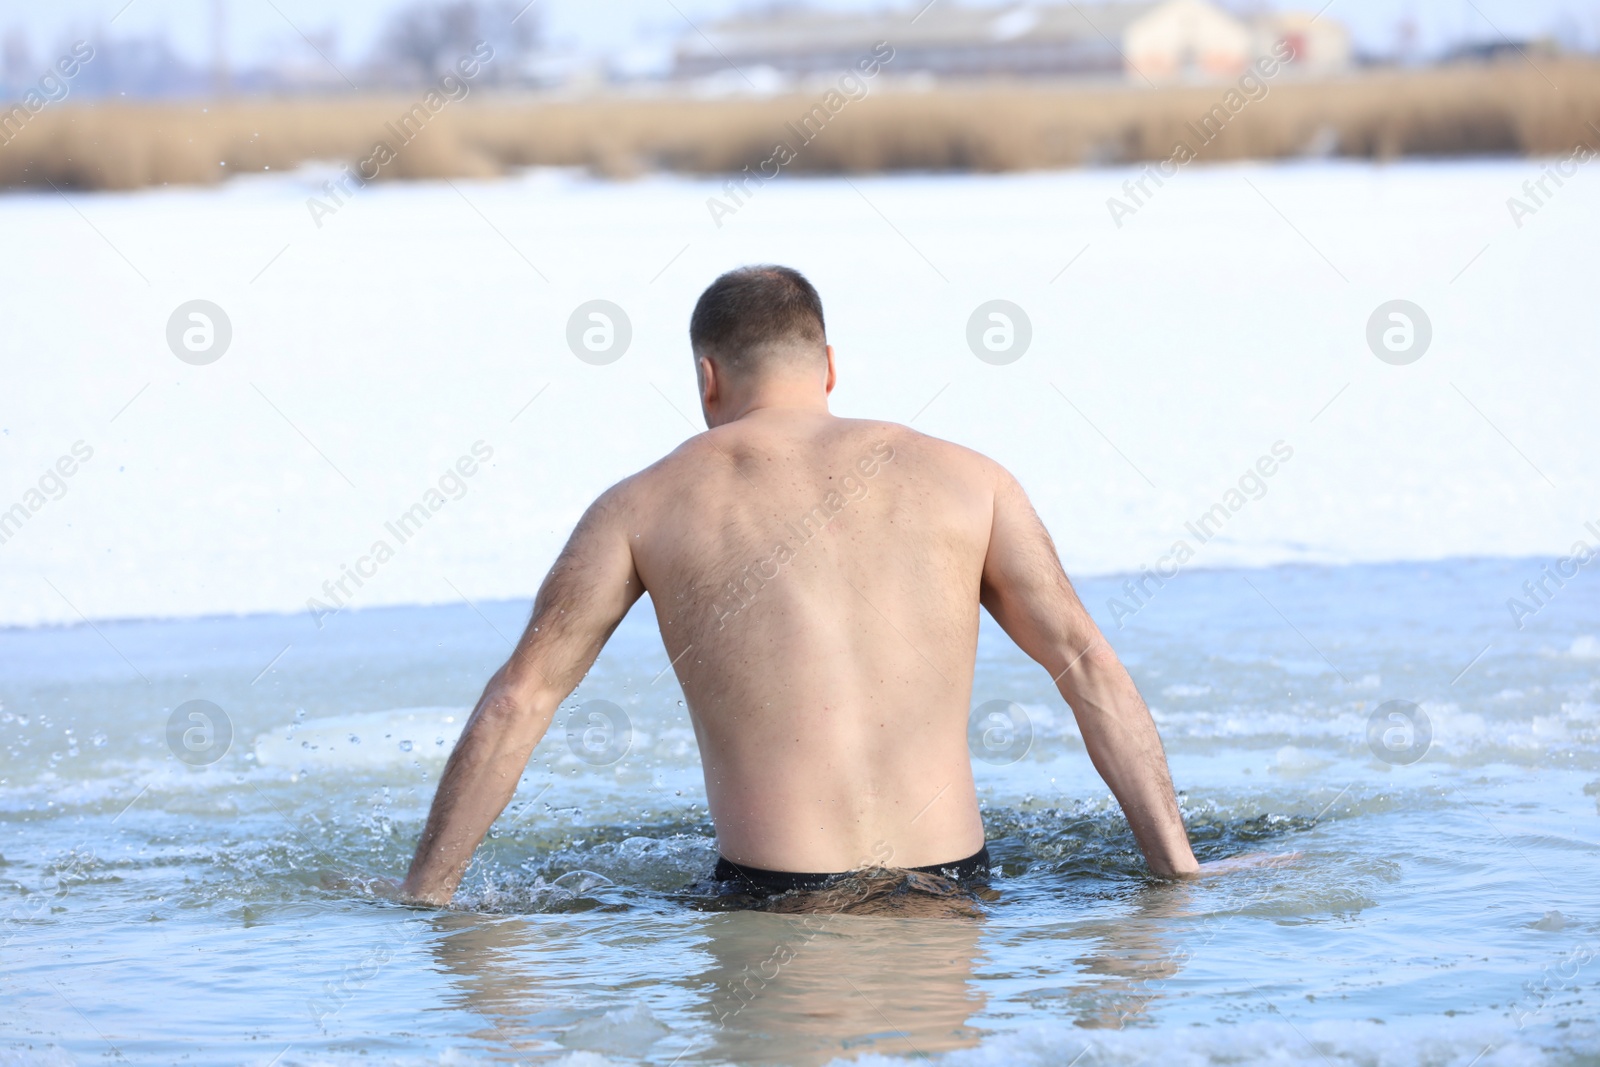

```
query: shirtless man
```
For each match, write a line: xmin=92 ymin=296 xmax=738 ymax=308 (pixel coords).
xmin=399 ymin=265 xmax=1198 ymax=906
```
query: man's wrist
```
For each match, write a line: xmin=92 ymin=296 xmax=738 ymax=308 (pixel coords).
xmin=397 ymin=874 xmax=453 ymax=907
xmin=1152 ymin=844 xmax=1203 ymax=883
xmin=1151 ymin=855 xmax=1201 ymax=878
xmin=1144 ymin=838 xmax=1200 ymax=878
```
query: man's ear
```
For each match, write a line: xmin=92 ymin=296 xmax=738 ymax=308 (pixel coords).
xmin=698 ymin=356 xmax=719 ymax=414
xmin=824 ymin=345 xmax=837 ymax=396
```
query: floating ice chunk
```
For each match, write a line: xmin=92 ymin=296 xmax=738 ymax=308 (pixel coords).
xmin=253 ymin=707 xmax=464 ymax=768
xmin=1270 ymin=745 xmax=1329 ymax=776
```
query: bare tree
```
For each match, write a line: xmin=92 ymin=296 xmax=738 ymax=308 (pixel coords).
xmin=374 ymin=1 xmax=540 ymax=85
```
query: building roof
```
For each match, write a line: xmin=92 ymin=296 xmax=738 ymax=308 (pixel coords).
xmin=678 ymin=2 xmax=1168 ymax=62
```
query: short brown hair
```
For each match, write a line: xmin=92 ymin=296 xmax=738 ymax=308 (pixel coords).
xmin=689 ymin=265 xmax=826 ymax=376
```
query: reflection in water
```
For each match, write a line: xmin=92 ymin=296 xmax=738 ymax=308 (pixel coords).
xmin=1058 ymin=882 xmax=1193 ymax=1030
xmin=418 ymin=872 xmax=1212 ymax=1065
xmin=697 ymin=910 xmax=985 ymax=1065
xmin=425 ymin=912 xmax=587 ymax=1058
xmin=423 ymin=872 xmax=993 ymax=1065
xmin=689 ymin=868 xmax=989 ymax=1063
xmin=1013 ymin=879 xmax=1229 ymax=1035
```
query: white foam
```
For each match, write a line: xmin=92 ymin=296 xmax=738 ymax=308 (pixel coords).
xmin=1569 ymin=635 xmax=1600 ymax=659
xmin=836 ymin=1016 xmax=1592 ymax=1067
xmin=559 ymin=1003 xmax=670 ymax=1057
xmin=0 ymin=1047 xmax=78 ymax=1067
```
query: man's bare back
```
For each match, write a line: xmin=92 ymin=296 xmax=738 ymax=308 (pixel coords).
xmin=399 ymin=267 xmax=1197 ymax=906
xmin=630 ymin=411 xmax=992 ymax=872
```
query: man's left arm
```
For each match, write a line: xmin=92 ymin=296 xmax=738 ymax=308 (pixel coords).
xmin=978 ymin=466 xmax=1199 ymax=878
xmin=399 ymin=486 xmax=643 ymax=905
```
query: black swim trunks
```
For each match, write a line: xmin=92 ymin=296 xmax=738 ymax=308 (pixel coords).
xmin=712 ymin=845 xmax=992 ymax=897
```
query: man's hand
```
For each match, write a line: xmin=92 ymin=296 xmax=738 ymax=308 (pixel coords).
xmin=399 ymin=486 xmax=644 ymax=906
xmin=319 ymin=872 xmax=429 ymax=906
xmin=1192 ymin=851 xmax=1301 ymax=878
xmin=978 ymin=467 xmax=1199 ymax=878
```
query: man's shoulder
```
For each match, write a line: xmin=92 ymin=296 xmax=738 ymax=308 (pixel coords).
xmin=626 ymin=432 xmax=725 ymax=485
xmin=596 ymin=435 xmax=721 ymax=511
xmin=848 ymin=420 xmax=1007 ymax=483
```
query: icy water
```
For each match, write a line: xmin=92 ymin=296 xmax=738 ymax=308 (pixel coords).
xmin=3 ymin=557 xmax=1599 ymax=1066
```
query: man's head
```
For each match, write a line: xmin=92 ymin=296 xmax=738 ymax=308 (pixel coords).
xmin=691 ymin=265 xmax=826 ymax=374
xmin=690 ymin=266 xmax=836 ymax=426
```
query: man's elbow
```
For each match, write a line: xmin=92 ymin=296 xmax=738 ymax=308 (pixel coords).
xmin=475 ymin=676 xmax=555 ymax=736
xmin=1055 ymin=638 xmax=1119 ymax=687
xmin=1057 ymin=644 xmax=1135 ymax=716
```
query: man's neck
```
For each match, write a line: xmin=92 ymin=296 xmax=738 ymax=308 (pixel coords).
xmin=708 ymin=384 xmax=831 ymax=427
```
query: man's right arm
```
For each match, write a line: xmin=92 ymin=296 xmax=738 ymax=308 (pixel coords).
xmin=398 ymin=486 xmax=644 ymax=905
xmin=977 ymin=467 xmax=1198 ymax=878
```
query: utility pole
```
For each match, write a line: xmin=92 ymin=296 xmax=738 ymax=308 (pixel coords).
xmin=212 ymin=0 xmax=230 ymax=97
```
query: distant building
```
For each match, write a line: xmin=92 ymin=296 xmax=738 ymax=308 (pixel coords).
xmin=1249 ymin=11 xmax=1353 ymax=76
xmin=1128 ymin=0 xmax=1264 ymax=81
xmin=672 ymin=1 xmax=1350 ymax=86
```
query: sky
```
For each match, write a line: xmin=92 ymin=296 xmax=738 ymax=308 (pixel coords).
xmin=1 ymin=0 xmax=1598 ymax=72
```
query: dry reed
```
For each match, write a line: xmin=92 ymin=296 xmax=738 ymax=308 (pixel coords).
xmin=3 ymin=60 xmax=1597 ymax=192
